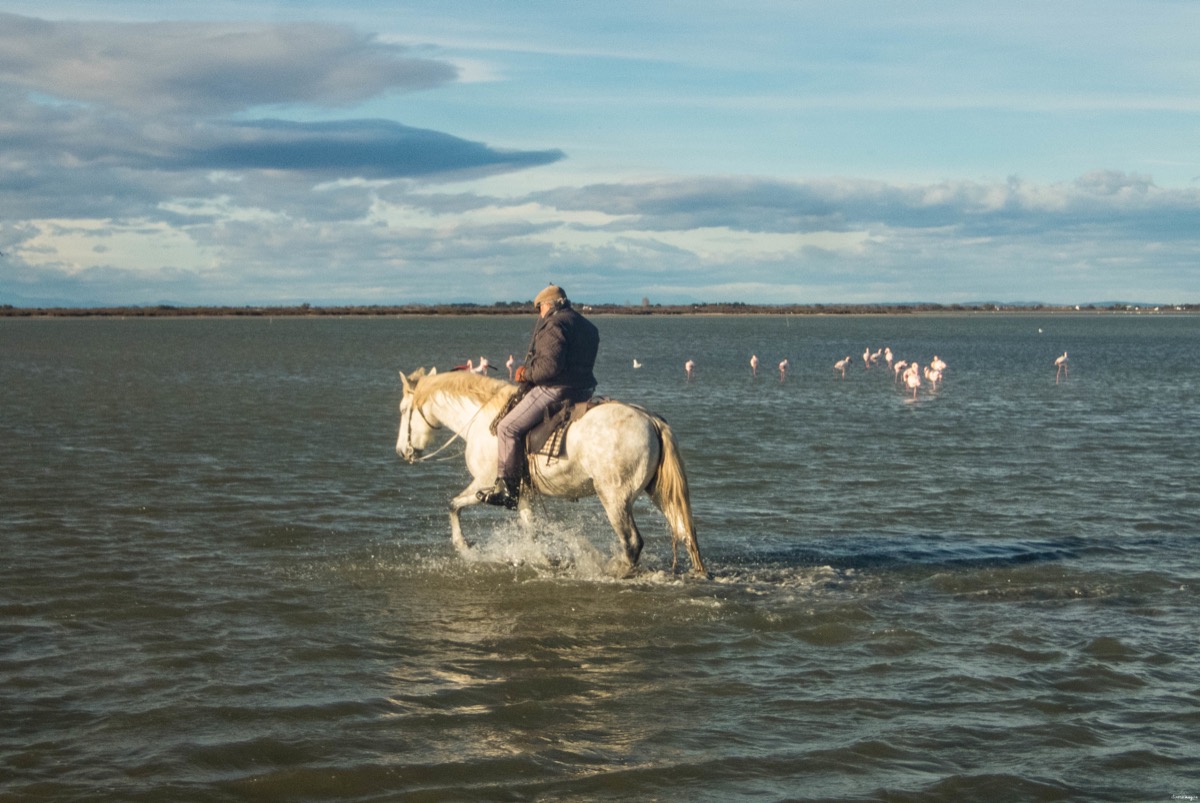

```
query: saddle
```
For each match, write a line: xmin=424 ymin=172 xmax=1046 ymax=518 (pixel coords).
xmin=491 ymin=392 xmax=608 ymax=464
xmin=526 ymin=396 xmax=607 ymax=460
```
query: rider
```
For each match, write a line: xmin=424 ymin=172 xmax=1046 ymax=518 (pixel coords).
xmin=477 ymin=284 xmax=599 ymax=509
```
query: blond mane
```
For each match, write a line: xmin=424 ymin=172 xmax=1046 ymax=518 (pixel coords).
xmin=413 ymin=368 xmax=515 ymax=413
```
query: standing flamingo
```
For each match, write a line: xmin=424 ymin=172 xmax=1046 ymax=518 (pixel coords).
xmin=473 ymin=356 xmax=494 ymax=374
xmin=685 ymin=359 xmax=695 ymax=381
xmin=750 ymin=354 xmax=759 ymax=377
xmin=834 ymin=356 xmax=851 ymax=379
xmin=884 ymin=347 xmax=894 ymax=370
xmin=924 ymin=364 xmax=942 ymax=390
xmin=778 ymin=358 xmax=789 ymax=382
xmin=505 ymin=354 xmax=515 ymax=379
xmin=862 ymin=347 xmax=871 ymax=369
xmin=903 ymin=363 xmax=921 ymax=399
xmin=892 ymin=360 xmax=908 ymax=383
xmin=1055 ymin=352 xmax=1068 ymax=384
xmin=930 ymin=355 xmax=947 ymax=374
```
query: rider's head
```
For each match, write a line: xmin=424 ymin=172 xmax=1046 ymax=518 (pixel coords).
xmin=534 ymin=284 xmax=569 ymax=316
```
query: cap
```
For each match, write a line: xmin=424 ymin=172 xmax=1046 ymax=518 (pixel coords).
xmin=534 ymin=284 xmax=567 ymax=306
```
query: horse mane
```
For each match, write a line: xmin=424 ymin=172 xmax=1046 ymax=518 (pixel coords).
xmin=414 ymin=369 xmax=515 ymax=412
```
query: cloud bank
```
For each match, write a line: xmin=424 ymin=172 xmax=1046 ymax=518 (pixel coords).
xmin=1 ymin=11 xmax=1196 ymax=307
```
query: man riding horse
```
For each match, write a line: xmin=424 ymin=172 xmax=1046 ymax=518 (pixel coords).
xmin=477 ymin=284 xmax=600 ymax=509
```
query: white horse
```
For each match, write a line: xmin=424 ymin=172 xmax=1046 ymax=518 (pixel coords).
xmin=396 ymin=367 xmax=707 ymax=577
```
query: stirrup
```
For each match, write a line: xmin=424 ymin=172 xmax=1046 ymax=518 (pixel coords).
xmin=477 ymin=479 xmax=519 ymax=510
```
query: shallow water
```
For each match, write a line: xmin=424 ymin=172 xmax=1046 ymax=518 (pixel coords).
xmin=2 ymin=313 xmax=1198 ymax=802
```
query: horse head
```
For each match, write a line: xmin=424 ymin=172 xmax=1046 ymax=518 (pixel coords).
xmin=396 ymin=367 xmax=437 ymax=463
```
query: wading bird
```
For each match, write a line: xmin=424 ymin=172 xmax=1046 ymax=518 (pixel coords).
xmin=903 ymin=363 xmax=921 ymax=399
xmin=1055 ymin=351 xmax=1069 ymax=384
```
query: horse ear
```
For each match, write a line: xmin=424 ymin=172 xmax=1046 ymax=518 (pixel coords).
xmin=429 ymin=366 xmax=438 ymax=376
xmin=399 ymin=370 xmax=413 ymax=394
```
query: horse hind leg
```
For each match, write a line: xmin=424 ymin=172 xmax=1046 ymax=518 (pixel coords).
xmin=597 ymin=491 xmax=644 ymax=578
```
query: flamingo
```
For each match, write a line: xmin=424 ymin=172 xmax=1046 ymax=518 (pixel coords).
xmin=869 ymin=348 xmax=882 ymax=366
xmin=903 ymin=363 xmax=921 ymax=399
xmin=1055 ymin=351 xmax=1068 ymax=383
xmin=778 ymin=358 xmax=789 ymax=382
xmin=930 ymin=355 xmax=947 ymax=374
xmin=750 ymin=354 xmax=759 ymax=377
xmin=884 ymin=347 xmax=894 ymax=370
xmin=473 ymin=356 xmax=494 ymax=374
xmin=685 ymin=359 xmax=695 ymax=381
xmin=924 ymin=364 xmax=942 ymax=390
xmin=892 ymin=360 xmax=908 ymax=383
xmin=862 ymin=347 xmax=871 ymax=369
xmin=632 ymin=358 xmax=643 ymax=369
xmin=452 ymin=358 xmax=474 ymax=372
xmin=505 ymin=354 xmax=515 ymax=379
xmin=834 ymin=356 xmax=851 ymax=379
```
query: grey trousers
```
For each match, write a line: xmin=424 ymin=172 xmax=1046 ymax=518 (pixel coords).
xmin=495 ymin=385 xmax=570 ymax=482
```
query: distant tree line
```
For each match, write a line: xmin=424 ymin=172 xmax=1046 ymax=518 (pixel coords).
xmin=2 ymin=301 xmax=1196 ymax=318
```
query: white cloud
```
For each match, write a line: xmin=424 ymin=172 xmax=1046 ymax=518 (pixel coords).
xmin=17 ymin=218 xmax=216 ymax=275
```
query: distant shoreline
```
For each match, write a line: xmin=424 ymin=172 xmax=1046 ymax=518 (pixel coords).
xmin=2 ymin=302 xmax=1196 ymax=318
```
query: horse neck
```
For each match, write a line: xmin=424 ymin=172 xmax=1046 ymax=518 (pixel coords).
xmin=425 ymin=389 xmax=488 ymax=437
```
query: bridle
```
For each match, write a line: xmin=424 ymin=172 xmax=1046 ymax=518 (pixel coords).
xmin=400 ymin=398 xmax=449 ymax=463
xmin=400 ymin=385 xmax=507 ymax=463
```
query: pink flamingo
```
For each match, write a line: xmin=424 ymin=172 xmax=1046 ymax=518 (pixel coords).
xmin=685 ymin=359 xmax=695 ymax=381
xmin=473 ymin=356 xmax=494 ymax=374
xmin=778 ymin=358 xmax=789 ymax=382
xmin=1055 ymin=352 xmax=1068 ymax=384
xmin=884 ymin=347 xmax=894 ymax=370
xmin=903 ymin=363 xmax=921 ymax=399
xmin=452 ymin=358 xmax=474 ymax=372
xmin=924 ymin=364 xmax=941 ymax=390
xmin=834 ymin=356 xmax=851 ymax=379
xmin=505 ymin=354 xmax=515 ymax=379
xmin=892 ymin=360 xmax=908 ymax=383
xmin=862 ymin=347 xmax=871 ymax=369
xmin=750 ymin=354 xmax=759 ymax=377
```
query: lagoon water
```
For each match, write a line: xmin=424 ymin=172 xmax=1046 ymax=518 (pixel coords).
xmin=2 ymin=313 xmax=1198 ymax=802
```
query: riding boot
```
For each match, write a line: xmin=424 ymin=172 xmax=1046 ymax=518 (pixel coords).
xmin=477 ymin=477 xmax=519 ymax=510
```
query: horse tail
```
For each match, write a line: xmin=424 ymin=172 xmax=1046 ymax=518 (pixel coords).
xmin=647 ymin=415 xmax=707 ymax=577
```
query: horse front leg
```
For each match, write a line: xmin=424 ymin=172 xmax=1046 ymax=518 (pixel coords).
xmin=448 ymin=478 xmax=491 ymax=554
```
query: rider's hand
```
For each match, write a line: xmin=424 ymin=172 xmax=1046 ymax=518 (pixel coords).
xmin=514 ymin=366 xmax=527 ymax=383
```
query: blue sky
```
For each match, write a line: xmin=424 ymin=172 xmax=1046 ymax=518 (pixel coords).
xmin=1 ymin=1 xmax=1197 ymax=306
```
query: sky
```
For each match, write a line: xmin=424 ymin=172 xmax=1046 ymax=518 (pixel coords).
xmin=1 ymin=1 xmax=1198 ymax=307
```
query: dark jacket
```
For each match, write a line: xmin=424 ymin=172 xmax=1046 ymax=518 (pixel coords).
xmin=523 ymin=304 xmax=599 ymax=393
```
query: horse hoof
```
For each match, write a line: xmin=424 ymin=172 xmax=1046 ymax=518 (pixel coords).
xmin=606 ymin=557 xmax=637 ymax=579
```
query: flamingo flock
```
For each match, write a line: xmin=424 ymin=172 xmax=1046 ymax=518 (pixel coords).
xmin=447 ymin=344 xmax=1073 ymax=400
xmin=674 ymin=347 xmax=956 ymax=400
